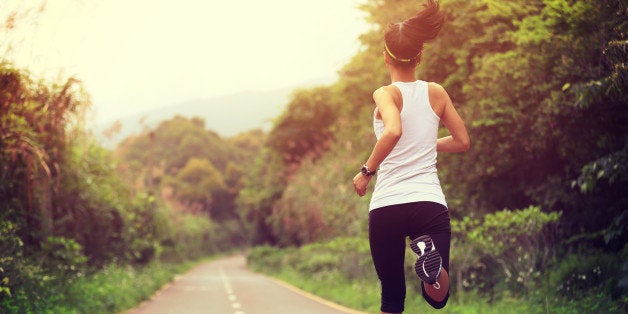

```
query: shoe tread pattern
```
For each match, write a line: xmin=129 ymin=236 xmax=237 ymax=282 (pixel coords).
xmin=410 ymin=235 xmax=442 ymax=285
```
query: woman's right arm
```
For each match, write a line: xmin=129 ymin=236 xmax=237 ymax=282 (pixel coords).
xmin=429 ymin=83 xmax=470 ymax=153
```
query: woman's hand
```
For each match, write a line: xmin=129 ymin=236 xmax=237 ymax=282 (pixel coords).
xmin=353 ymin=172 xmax=372 ymax=197
xmin=352 ymin=85 xmax=401 ymax=198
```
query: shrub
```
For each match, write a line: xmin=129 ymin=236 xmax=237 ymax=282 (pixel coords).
xmin=466 ymin=206 xmax=561 ymax=293
xmin=40 ymin=236 xmax=88 ymax=277
xmin=548 ymin=250 xmax=625 ymax=301
xmin=247 ymin=237 xmax=374 ymax=282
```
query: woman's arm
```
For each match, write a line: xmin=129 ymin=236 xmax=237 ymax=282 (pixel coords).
xmin=353 ymin=86 xmax=402 ymax=197
xmin=429 ymin=83 xmax=470 ymax=153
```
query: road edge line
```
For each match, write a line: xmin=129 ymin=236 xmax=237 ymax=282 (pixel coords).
xmin=260 ymin=274 xmax=370 ymax=314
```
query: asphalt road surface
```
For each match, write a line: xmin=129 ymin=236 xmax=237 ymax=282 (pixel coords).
xmin=123 ymin=254 xmax=368 ymax=314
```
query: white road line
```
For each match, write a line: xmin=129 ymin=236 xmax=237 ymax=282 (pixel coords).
xmin=220 ymin=267 xmax=245 ymax=314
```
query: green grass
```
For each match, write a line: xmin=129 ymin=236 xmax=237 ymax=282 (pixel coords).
xmin=246 ymin=239 xmax=626 ymax=314
xmin=261 ymin=265 xmax=538 ymax=314
xmin=272 ymin=269 xmax=381 ymax=313
xmin=1 ymin=256 xmax=218 ymax=314
xmin=55 ymin=261 xmax=189 ymax=314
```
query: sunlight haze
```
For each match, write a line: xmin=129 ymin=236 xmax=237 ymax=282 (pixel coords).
xmin=3 ymin=0 xmax=369 ymax=126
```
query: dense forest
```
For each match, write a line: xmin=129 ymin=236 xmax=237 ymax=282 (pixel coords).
xmin=1 ymin=0 xmax=627 ymax=312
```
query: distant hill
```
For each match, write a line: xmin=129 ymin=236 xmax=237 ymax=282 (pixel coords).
xmin=93 ymin=88 xmax=292 ymax=148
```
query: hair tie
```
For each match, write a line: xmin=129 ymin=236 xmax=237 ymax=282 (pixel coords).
xmin=384 ymin=42 xmax=422 ymax=63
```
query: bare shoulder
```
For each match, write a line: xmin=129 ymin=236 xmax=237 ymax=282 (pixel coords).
xmin=427 ymin=82 xmax=450 ymax=116
xmin=374 ymin=85 xmax=402 ymax=107
xmin=373 ymin=84 xmax=399 ymax=97
xmin=427 ymin=82 xmax=448 ymax=100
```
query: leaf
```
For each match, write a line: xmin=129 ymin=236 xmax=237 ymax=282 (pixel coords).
xmin=562 ymin=83 xmax=571 ymax=91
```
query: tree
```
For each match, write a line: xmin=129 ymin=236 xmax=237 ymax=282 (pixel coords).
xmin=166 ymin=158 xmax=226 ymax=218
xmin=236 ymin=148 xmax=286 ymax=245
xmin=117 ymin=117 xmax=262 ymax=220
xmin=267 ymin=87 xmax=336 ymax=165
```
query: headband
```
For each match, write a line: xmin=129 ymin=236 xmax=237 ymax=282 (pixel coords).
xmin=384 ymin=41 xmax=422 ymax=63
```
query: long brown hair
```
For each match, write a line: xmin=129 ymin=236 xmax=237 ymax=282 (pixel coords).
xmin=384 ymin=0 xmax=445 ymax=67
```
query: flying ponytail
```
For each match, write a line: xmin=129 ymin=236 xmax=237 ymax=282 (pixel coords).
xmin=384 ymin=0 xmax=445 ymax=66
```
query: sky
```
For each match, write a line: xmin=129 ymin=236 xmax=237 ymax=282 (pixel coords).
xmin=2 ymin=0 xmax=370 ymax=126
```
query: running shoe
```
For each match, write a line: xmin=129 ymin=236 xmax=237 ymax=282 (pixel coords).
xmin=410 ymin=235 xmax=442 ymax=285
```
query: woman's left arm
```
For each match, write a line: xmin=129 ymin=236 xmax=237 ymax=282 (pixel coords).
xmin=353 ymin=86 xmax=402 ymax=197
xmin=429 ymin=83 xmax=470 ymax=153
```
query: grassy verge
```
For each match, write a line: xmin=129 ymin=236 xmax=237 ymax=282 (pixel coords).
xmin=50 ymin=262 xmax=186 ymax=314
xmin=2 ymin=256 xmax=217 ymax=314
xmin=246 ymin=237 xmax=625 ymax=314
xmin=254 ymin=262 xmax=533 ymax=314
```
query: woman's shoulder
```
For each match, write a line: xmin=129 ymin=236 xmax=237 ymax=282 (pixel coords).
xmin=427 ymin=82 xmax=449 ymax=101
xmin=374 ymin=84 xmax=400 ymax=94
xmin=374 ymin=84 xmax=403 ymax=106
xmin=426 ymin=81 xmax=446 ymax=93
xmin=426 ymin=82 xmax=449 ymax=116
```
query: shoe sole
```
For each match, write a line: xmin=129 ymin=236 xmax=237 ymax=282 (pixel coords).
xmin=410 ymin=235 xmax=442 ymax=285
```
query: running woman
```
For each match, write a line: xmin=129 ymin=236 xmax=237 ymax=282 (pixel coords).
xmin=352 ymin=1 xmax=470 ymax=313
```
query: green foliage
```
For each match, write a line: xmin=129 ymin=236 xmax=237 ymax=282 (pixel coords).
xmin=0 ymin=258 xmax=202 ymax=314
xmin=158 ymin=211 xmax=216 ymax=262
xmin=549 ymin=252 xmax=618 ymax=299
xmin=466 ymin=207 xmax=560 ymax=293
xmin=247 ymin=238 xmax=380 ymax=312
xmin=268 ymin=154 xmax=369 ymax=245
xmin=3 ymin=0 xmax=627 ymax=311
xmin=574 ymin=145 xmax=628 ymax=194
xmin=247 ymin=245 xmax=296 ymax=274
xmin=0 ymin=219 xmax=23 ymax=298
xmin=39 ymin=236 xmax=87 ymax=277
xmin=248 ymin=237 xmax=374 ymax=282
xmin=1 ymin=62 xmax=87 ymax=247
xmin=166 ymin=157 xmax=227 ymax=217
xmin=267 ymin=87 xmax=335 ymax=164
xmin=242 ymin=0 xmax=628 ymax=246
xmin=0 ymin=219 xmax=72 ymax=313
xmin=264 ymin=0 xmax=625 ymax=299
xmin=239 ymin=14 xmax=626 ymax=314
xmin=248 ymin=241 xmax=625 ymax=313
xmin=119 ymin=116 xmax=231 ymax=175
xmin=0 ymin=59 xmax=242 ymax=311
xmin=117 ymin=116 xmax=261 ymax=221
xmin=55 ymin=262 xmax=178 ymax=314
xmin=236 ymin=148 xmax=288 ymax=245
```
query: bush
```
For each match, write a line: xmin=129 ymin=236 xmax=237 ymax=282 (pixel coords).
xmin=40 ymin=236 xmax=88 ymax=278
xmin=0 ymin=219 xmax=60 ymax=312
xmin=247 ymin=245 xmax=297 ymax=273
xmin=545 ymin=246 xmax=627 ymax=303
xmin=460 ymin=206 xmax=561 ymax=294
xmin=247 ymin=236 xmax=627 ymax=313
xmin=248 ymin=237 xmax=374 ymax=282
xmin=59 ymin=262 xmax=180 ymax=314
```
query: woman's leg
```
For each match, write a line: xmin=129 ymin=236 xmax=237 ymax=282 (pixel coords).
xmin=422 ymin=267 xmax=450 ymax=304
xmin=369 ymin=206 xmax=408 ymax=314
xmin=408 ymin=202 xmax=451 ymax=309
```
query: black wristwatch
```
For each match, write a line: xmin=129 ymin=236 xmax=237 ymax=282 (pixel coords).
xmin=361 ymin=165 xmax=376 ymax=177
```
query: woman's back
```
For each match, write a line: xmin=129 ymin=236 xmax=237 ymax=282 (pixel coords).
xmin=370 ymin=80 xmax=446 ymax=211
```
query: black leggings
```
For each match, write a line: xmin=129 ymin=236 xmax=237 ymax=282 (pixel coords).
xmin=369 ymin=201 xmax=451 ymax=313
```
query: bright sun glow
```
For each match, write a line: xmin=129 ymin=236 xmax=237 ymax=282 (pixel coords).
xmin=2 ymin=0 xmax=369 ymax=124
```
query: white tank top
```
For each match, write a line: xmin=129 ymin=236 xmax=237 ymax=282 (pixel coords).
xmin=369 ymin=80 xmax=447 ymax=211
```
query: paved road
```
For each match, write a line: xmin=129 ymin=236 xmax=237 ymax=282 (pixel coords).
xmin=123 ymin=254 xmax=367 ymax=314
